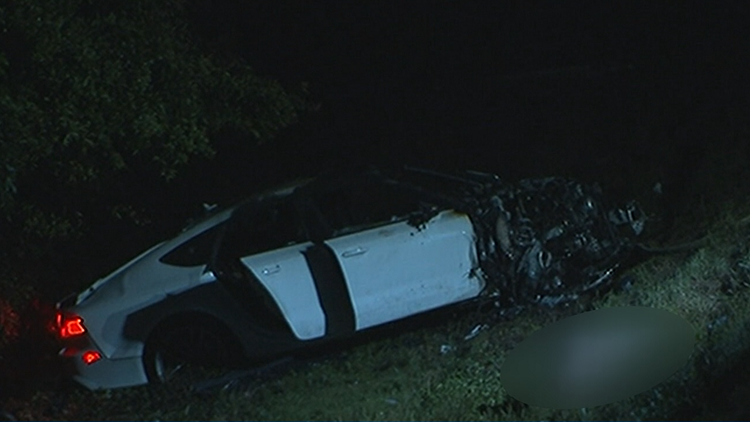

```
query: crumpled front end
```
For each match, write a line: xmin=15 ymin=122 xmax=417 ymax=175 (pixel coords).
xmin=466 ymin=174 xmax=646 ymax=307
xmin=389 ymin=167 xmax=646 ymax=308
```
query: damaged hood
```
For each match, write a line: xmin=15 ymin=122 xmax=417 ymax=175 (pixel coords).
xmin=475 ymin=176 xmax=645 ymax=306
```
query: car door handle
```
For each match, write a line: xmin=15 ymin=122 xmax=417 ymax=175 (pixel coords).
xmin=342 ymin=247 xmax=367 ymax=258
xmin=199 ymin=270 xmax=217 ymax=284
xmin=261 ymin=265 xmax=281 ymax=275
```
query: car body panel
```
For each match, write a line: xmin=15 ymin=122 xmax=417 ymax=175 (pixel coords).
xmin=64 ymin=348 xmax=148 ymax=390
xmin=240 ymin=242 xmax=327 ymax=340
xmin=325 ymin=210 xmax=484 ymax=330
xmin=70 ymin=208 xmax=236 ymax=359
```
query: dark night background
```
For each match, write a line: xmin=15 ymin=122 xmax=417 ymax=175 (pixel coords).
xmin=180 ymin=0 xmax=748 ymax=184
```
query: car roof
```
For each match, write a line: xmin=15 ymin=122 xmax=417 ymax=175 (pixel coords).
xmin=252 ymin=177 xmax=316 ymax=201
xmin=182 ymin=166 xmax=502 ymax=233
xmin=178 ymin=177 xmax=315 ymax=233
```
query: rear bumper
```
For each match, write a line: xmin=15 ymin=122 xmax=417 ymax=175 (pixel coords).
xmin=59 ymin=339 xmax=149 ymax=390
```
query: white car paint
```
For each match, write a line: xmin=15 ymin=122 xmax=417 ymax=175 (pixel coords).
xmin=238 ymin=210 xmax=485 ymax=339
xmin=66 ymin=351 xmax=147 ymax=390
xmin=326 ymin=210 xmax=484 ymax=330
xmin=240 ymin=242 xmax=327 ymax=340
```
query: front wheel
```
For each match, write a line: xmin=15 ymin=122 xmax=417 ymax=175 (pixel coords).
xmin=143 ymin=317 xmax=242 ymax=385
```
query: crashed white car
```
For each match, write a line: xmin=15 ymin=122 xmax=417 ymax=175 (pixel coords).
xmin=55 ymin=167 xmax=645 ymax=390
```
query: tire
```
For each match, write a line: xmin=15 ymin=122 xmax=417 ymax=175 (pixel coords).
xmin=143 ymin=315 xmax=243 ymax=385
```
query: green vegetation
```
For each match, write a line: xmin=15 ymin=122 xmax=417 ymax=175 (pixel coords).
xmin=0 ymin=0 xmax=306 ymax=259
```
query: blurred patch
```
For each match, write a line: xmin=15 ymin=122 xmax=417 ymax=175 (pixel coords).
xmin=500 ymin=306 xmax=695 ymax=409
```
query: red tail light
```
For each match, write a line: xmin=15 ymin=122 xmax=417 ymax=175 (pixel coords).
xmin=57 ymin=311 xmax=87 ymax=338
xmin=82 ymin=350 xmax=102 ymax=365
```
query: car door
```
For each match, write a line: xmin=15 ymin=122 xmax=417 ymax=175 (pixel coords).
xmin=310 ymin=179 xmax=486 ymax=331
xmin=219 ymin=199 xmax=328 ymax=341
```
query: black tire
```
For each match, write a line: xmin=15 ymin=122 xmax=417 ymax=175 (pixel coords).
xmin=143 ymin=315 xmax=243 ymax=385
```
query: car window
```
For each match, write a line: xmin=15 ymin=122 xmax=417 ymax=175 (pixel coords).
xmin=312 ymin=180 xmax=421 ymax=236
xmin=159 ymin=222 xmax=225 ymax=267
xmin=220 ymin=199 xmax=307 ymax=258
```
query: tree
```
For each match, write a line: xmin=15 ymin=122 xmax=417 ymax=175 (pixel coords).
xmin=0 ymin=0 xmax=306 ymax=257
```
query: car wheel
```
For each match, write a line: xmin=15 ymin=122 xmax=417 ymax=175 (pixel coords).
xmin=143 ymin=316 xmax=242 ymax=385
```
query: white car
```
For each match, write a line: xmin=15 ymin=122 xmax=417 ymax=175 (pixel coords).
xmin=55 ymin=167 xmax=644 ymax=390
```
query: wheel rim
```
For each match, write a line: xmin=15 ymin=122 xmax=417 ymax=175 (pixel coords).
xmin=153 ymin=349 xmax=187 ymax=382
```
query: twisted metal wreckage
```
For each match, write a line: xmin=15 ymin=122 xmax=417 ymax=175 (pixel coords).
xmin=388 ymin=167 xmax=647 ymax=310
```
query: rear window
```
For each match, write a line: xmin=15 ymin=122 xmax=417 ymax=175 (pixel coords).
xmin=159 ymin=223 xmax=225 ymax=267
